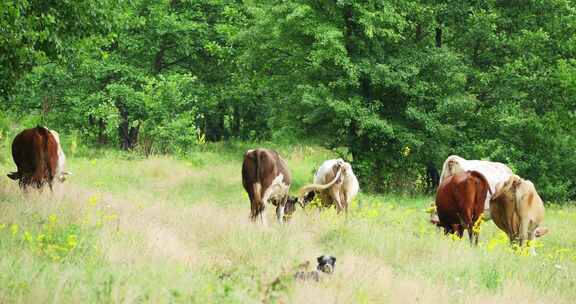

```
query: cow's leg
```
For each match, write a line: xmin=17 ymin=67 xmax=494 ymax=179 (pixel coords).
xmin=474 ymin=228 xmax=479 ymax=246
xmin=508 ymin=233 xmax=515 ymax=246
xmin=527 ymin=226 xmax=539 ymax=255
xmin=249 ymin=196 xmax=266 ymax=225
xmin=461 ymin=210 xmax=475 ymax=245
xmin=341 ymin=192 xmax=349 ymax=215
xmin=276 ymin=198 xmax=286 ymax=224
xmin=519 ymin=219 xmax=530 ymax=247
xmin=258 ymin=203 xmax=267 ymax=226
xmin=330 ymin=187 xmax=343 ymax=213
xmin=248 ymin=192 xmax=257 ymax=222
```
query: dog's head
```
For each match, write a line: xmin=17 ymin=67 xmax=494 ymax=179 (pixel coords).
xmin=316 ymin=255 xmax=336 ymax=274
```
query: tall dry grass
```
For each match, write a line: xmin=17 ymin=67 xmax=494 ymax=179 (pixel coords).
xmin=0 ymin=146 xmax=575 ymax=303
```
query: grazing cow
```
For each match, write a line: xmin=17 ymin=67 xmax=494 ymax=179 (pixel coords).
xmin=242 ymin=148 xmax=298 ymax=224
xmin=298 ymin=159 xmax=359 ymax=214
xmin=490 ymin=175 xmax=548 ymax=253
xmin=7 ymin=126 xmax=70 ymax=190
xmin=435 ymin=171 xmax=492 ymax=245
xmin=435 ymin=155 xmax=513 ymax=220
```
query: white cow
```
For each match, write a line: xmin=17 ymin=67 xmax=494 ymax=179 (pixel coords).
xmin=298 ymin=159 xmax=359 ymax=213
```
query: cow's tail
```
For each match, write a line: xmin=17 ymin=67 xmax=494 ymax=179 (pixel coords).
xmin=251 ymin=150 xmax=264 ymax=219
xmin=297 ymin=168 xmax=342 ymax=197
xmin=469 ymin=170 xmax=493 ymax=196
xmin=7 ymin=172 xmax=20 ymax=180
xmin=36 ymin=126 xmax=53 ymax=186
xmin=470 ymin=170 xmax=492 ymax=221
xmin=439 ymin=156 xmax=456 ymax=184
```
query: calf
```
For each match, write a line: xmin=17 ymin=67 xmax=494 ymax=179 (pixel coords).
xmin=298 ymin=159 xmax=359 ymax=214
xmin=490 ymin=175 xmax=548 ymax=253
xmin=435 ymin=170 xmax=492 ymax=245
xmin=242 ymin=148 xmax=296 ymax=224
xmin=7 ymin=126 xmax=70 ymax=191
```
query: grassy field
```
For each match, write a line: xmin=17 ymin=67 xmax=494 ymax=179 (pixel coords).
xmin=0 ymin=143 xmax=575 ymax=303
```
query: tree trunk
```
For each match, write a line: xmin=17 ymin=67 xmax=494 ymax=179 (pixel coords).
xmin=415 ymin=23 xmax=423 ymax=42
xmin=152 ymin=46 xmax=165 ymax=74
xmin=232 ymin=104 xmax=241 ymax=137
xmin=98 ymin=118 xmax=107 ymax=145
xmin=117 ymin=102 xmax=139 ymax=150
xmin=342 ymin=5 xmax=355 ymax=55
xmin=435 ymin=27 xmax=442 ymax=48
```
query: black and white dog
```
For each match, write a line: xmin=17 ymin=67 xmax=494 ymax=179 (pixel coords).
xmin=294 ymin=255 xmax=337 ymax=282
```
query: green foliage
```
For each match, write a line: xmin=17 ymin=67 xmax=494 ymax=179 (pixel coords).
xmin=2 ymin=0 xmax=576 ymax=200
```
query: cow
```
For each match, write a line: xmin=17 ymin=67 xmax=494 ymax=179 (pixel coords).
xmin=435 ymin=170 xmax=492 ymax=245
xmin=7 ymin=126 xmax=70 ymax=191
xmin=432 ymin=155 xmax=513 ymax=222
xmin=298 ymin=159 xmax=359 ymax=214
xmin=490 ymin=175 xmax=548 ymax=254
xmin=242 ymin=148 xmax=300 ymax=224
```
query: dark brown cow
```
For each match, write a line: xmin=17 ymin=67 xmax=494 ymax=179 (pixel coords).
xmin=7 ymin=126 xmax=68 ymax=191
xmin=435 ymin=170 xmax=492 ymax=245
xmin=242 ymin=148 xmax=299 ymax=224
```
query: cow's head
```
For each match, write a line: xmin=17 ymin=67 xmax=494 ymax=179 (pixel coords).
xmin=284 ymin=194 xmax=310 ymax=221
xmin=298 ymin=191 xmax=316 ymax=208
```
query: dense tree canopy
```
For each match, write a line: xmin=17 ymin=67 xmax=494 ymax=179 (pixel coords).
xmin=1 ymin=0 xmax=575 ymax=201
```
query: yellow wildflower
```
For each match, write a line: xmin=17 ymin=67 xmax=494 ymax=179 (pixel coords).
xmin=88 ymin=195 xmax=98 ymax=206
xmin=67 ymin=234 xmax=78 ymax=249
xmin=11 ymin=224 xmax=19 ymax=235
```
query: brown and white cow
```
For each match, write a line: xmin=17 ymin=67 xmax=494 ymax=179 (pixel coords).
xmin=7 ymin=126 xmax=70 ymax=190
xmin=490 ymin=175 xmax=548 ymax=253
xmin=435 ymin=170 xmax=492 ymax=245
xmin=298 ymin=159 xmax=359 ymax=214
xmin=242 ymin=148 xmax=299 ymax=224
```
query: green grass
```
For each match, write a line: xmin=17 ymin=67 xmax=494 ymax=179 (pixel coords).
xmin=0 ymin=143 xmax=575 ymax=303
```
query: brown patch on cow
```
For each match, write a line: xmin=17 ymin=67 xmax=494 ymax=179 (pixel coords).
xmin=435 ymin=170 xmax=491 ymax=245
xmin=526 ymin=192 xmax=534 ymax=207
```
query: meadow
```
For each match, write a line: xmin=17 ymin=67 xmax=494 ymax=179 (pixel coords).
xmin=0 ymin=143 xmax=575 ymax=304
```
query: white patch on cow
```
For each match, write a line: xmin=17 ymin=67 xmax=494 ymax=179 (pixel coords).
xmin=262 ymin=174 xmax=289 ymax=205
xmin=48 ymin=129 xmax=67 ymax=182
